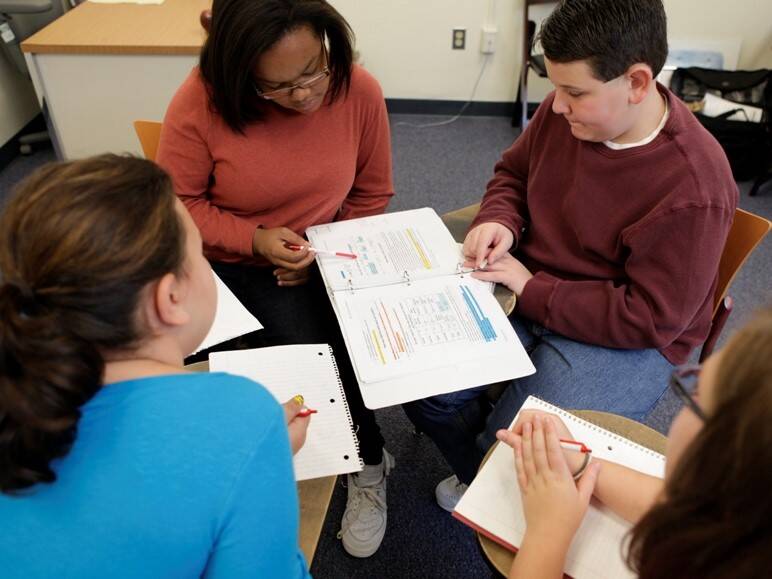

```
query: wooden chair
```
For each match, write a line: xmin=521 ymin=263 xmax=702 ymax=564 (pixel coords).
xmin=699 ymin=208 xmax=771 ymax=361
xmin=513 ymin=0 xmax=555 ymax=129
xmin=133 ymin=120 xmax=162 ymax=161
xmin=440 ymin=203 xmax=771 ymax=362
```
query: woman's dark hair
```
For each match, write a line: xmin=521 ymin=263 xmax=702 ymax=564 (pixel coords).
xmin=538 ymin=0 xmax=668 ymax=81
xmin=200 ymin=0 xmax=354 ymax=132
xmin=627 ymin=309 xmax=772 ymax=579
xmin=0 ymin=154 xmax=185 ymax=494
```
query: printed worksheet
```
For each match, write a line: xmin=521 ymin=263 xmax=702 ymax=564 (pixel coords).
xmin=307 ymin=208 xmax=463 ymax=291
xmin=334 ymin=275 xmax=521 ymax=383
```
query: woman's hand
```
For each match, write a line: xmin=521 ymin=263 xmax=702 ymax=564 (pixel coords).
xmin=465 ymin=252 xmax=533 ymax=296
xmin=511 ymin=410 xmax=584 ymax=474
xmin=463 ymin=222 xmax=515 ymax=268
xmin=273 ymin=266 xmax=311 ymax=287
xmin=497 ymin=414 xmax=601 ymax=545
xmin=252 ymin=227 xmax=316 ymax=271
xmin=282 ymin=398 xmax=312 ymax=455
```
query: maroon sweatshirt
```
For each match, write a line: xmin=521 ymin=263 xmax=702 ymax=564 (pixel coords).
xmin=472 ymin=87 xmax=737 ymax=364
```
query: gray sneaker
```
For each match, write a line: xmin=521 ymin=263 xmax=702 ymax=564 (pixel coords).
xmin=435 ymin=474 xmax=468 ymax=512
xmin=337 ymin=449 xmax=395 ymax=558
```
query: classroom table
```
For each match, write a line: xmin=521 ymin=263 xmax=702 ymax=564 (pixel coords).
xmin=478 ymin=410 xmax=667 ymax=576
xmin=21 ymin=0 xmax=210 ymax=159
xmin=185 ymin=360 xmax=336 ymax=566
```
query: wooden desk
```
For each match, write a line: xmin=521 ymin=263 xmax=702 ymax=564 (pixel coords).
xmin=20 ymin=0 xmax=210 ymax=158
xmin=185 ymin=360 xmax=335 ymax=565
xmin=479 ymin=410 xmax=666 ymax=576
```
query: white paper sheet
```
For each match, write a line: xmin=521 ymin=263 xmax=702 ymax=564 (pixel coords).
xmin=195 ymin=274 xmax=263 ymax=354
xmin=209 ymin=345 xmax=362 ymax=481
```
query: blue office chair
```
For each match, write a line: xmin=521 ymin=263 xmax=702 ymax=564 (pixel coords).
xmin=0 ymin=0 xmax=67 ymax=154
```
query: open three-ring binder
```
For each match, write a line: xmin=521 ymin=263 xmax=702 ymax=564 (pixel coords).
xmin=306 ymin=208 xmax=536 ymax=409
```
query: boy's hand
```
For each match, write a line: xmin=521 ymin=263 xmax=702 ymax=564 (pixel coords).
xmin=497 ymin=415 xmax=601 ymax=545
xmin=463 ymin=223 xmax=514 ymax=268
xmin=252 ymin=227 xmax=316 ymax=271
xmin=282 ymin=398 xmax=312 ymax=455
xmin=465 ymin=252 xmax=533 ymax=296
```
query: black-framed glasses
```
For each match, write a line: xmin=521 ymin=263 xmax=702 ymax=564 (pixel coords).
xmin=255 ymin=43 xmax=330 ymax=100
xmin=669 ymin=364 xmax=706 ymax=421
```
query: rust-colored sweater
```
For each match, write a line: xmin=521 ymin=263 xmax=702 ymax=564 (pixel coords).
xmin=471 ymin=87 xmax=737 ymax=364
xmin=157 ymin=65 xmax=394 ymax=266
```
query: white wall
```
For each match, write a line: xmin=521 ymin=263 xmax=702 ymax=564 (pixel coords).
xmin=330 ymin=0 xmax=772 ymax=103
xmin=0 ymin=52 xmax=41 ymax=149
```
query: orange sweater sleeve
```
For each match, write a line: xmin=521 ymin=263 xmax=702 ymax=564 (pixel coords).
xmin=336 ymin=69 xmax=394 ymax=221
xmin=157 ymin=74 xmax=257 ymax=258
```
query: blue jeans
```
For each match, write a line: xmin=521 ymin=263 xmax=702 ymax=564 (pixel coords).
xmin=207 ymin=261 xmax=385 ymax=465
xmin=403 ymin=315 xmax=673 ymax=484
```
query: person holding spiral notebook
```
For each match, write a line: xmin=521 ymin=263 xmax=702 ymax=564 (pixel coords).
xmin=497 ymin=309 xmax=772 ymax=579
xmin=157 ymin=0 xmax=395 ymax=558
xmin=0 ymin=156 xmax=312 ymax=577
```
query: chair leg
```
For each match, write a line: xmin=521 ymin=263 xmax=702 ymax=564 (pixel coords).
xmin=699 ymin=296 xmax=733 ymax=363
xmin=749 ymin=171 xmax=771 ymax=196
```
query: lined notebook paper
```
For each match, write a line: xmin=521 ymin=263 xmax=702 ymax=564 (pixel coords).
xmin=209 ymin=344 xmax=363 ymax=481
xmin=453 ymin=396 xmax=665 ymax=579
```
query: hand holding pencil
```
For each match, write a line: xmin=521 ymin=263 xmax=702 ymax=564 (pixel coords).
xmin=283 ymin=395 xmax=315 ymax=455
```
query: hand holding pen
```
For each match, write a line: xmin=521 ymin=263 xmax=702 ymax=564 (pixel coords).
xmin=496 ymin=414 xmax=601 ymax=552
xmin=283 ymin=394 xmax=316 ymax=455
xmin=252 ymin=227 xmax=316 ymax=271
xmin=286 ymin=243 xmax=358 ymax=259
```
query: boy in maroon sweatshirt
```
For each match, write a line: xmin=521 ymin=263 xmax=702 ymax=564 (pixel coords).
xmin=404 ymin=0 xmax=737 ymax=510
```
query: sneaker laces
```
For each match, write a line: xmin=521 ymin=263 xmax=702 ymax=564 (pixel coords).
xmin=337 ymin=485 xmax=387 ymax=539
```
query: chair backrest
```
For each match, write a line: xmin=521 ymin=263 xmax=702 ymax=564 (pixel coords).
xmin=133 ymin=120 xmax=162 ymax=162
xmin=0 ymin=0 xmax=66 ymax=76
xmin=714 ymin=207 xmax=771 ymax=313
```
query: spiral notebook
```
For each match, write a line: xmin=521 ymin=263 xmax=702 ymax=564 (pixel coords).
xmin=453 ymin=396 xmax=665 ymax=579
xmin=208 ymin=344 xmax=362 ymax=481
xmin=306 ymin=208 xmax=535 ymax=409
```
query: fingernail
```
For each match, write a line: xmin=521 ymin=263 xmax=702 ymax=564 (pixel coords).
xmin=293 ymin=394 xmax=304 ymax=405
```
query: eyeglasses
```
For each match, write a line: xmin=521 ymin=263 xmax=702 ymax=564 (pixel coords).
xmin=255 ymin=44 xmax=330 ymax=100
xmin=669 ymin=364 xmax=707 ymax=421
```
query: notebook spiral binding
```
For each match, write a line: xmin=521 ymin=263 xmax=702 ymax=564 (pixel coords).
xmin=327 ymin=345 xmax=364 ymax=469
xmin=533 ymin=397 xmax=664 ymax=459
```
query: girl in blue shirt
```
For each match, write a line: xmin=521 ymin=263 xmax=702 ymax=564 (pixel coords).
xmin=0 ymin=154 xmax=312 ymax=578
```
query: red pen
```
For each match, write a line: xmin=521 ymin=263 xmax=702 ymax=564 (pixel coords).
xmin=286 ymin=243 xmax=358 ymax=259
xmin=297 ymin=408 xmax=318 ymax=418
xmin=559 ymin=439 xmax=592 ymax=453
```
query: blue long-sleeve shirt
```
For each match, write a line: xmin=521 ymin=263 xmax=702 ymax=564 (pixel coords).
xmin=0 ymin=372 xmax=311 ymax=578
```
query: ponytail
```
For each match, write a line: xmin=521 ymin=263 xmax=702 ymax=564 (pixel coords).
xmin=0 ymin=281 xmax=102 ymax=491
xmin=0 ymin=154 xmax=184 ymax=493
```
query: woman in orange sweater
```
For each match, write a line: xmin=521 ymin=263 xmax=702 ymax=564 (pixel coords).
xmin=157 ymin=0 xmax=395 ymax=558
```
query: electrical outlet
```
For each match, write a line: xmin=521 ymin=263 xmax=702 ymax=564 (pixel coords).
xmin=452 ymin=28 xmax=466 ymax=50
xmin=481 ymin=27 xmax=497 ymax=54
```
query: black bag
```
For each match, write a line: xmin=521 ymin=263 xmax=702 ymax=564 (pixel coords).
xmin=670 ymin=67 xmax=771 ymax=184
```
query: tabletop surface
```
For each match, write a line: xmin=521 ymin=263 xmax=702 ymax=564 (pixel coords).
xmin=22 ymin=0 xmax=210 ymax=55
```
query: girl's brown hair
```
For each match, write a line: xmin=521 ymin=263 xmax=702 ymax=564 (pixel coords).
xmin=0 ymin=154 xmax=185 ymax=493
xmin=627 ymin=309 xmax=772 ymax=578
